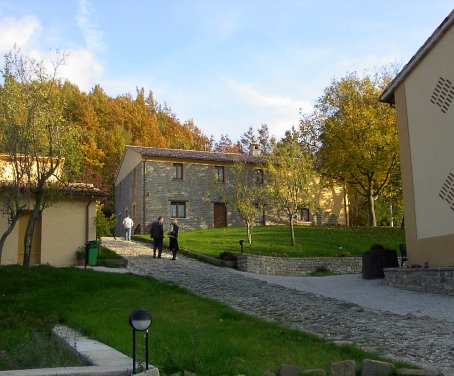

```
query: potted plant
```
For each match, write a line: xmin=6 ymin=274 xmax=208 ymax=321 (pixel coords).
xmin=75 ymin=247 xmax=86 ymax=266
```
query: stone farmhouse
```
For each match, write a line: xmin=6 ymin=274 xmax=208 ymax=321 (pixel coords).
xmin=0 ymin=154 xmax=106 ymax=266
xmin=380 ymin=9 xmax=454 ymax=267
xmin=114 ymin=145 xmax=347 ymax=236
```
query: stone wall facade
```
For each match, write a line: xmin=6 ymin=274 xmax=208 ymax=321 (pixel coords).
xmin=115 ymin=159 xmax=244 ymax=236
xmin=236 ymin=254 xmax=362 ymax=276
xmin=384 ymin=267 xmax=454 ymax=295
xmin=115 ymin=162 xmax=145 ymax=236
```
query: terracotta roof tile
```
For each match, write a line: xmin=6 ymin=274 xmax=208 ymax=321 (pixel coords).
xmin=59 ymin=183 xmax=107 ymax=197
xmin=127 ymin=145 xmax=265 ymax=164
xmin=0 ymin=181 xmax=107 ymax=197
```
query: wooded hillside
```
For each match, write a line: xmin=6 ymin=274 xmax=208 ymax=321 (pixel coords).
xmin=59 ymin=82 xmax=212 ymax=208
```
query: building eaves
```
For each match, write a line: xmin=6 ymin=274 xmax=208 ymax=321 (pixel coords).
xmin=59 ymin=183 xmax=107 ymax=197
xmin=0 ymin=182 xmax=107 ymax=198
xmin=126 ymin=145 xmax=265 ymax=164
xmin=380 ymin=9 xmax=454 ymax=104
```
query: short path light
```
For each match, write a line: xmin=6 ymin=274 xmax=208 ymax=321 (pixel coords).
xmin=129 ymin=308 xmax=152 ymax=374
xmin=239 ymin=239 xmax=244 ymax=253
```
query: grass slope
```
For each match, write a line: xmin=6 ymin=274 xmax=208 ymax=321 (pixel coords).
xmin=136 ymin=226 xmax=405 ymax=259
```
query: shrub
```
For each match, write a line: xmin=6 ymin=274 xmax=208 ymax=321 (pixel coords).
xmin=219 ymin=251 xmax=238 ymax=261
xmin=96 ymin=202 xmax=116 ymax=238
xmin=310 ymin=265 xmax=334 ymax=276
xmin=338 ymin=251 xmax=352 ymax=257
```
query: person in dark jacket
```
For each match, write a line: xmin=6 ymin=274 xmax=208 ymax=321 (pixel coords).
xmin=168 ymin=218 xmax=179 ymax=260
xmin=150 ymin=216 xmax=164 ymax=258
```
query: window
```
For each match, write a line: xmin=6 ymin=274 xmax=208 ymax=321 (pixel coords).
xmin=171 ymin=201 xmax=186 ymax=218
xmin=132 ymin=203 xmax=136 ymax=218
xmin=173 ymin=163 xmax=183 ymax=180
xmin=255 ymin=169 xmax=264 ymax=184
xmin=297 ymin=208 xmax=310 ymax=222
xmin=215 ymin=166 xmax=225 ymax=182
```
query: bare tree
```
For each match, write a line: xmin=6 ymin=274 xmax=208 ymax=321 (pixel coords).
xmin=266 ymin=135 xmax=318 ymax=246
xmin=0 ymin=48 xmax=69 ymax=266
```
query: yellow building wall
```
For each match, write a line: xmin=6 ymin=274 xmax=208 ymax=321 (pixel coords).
xmin=394 ymin=26 xmax=454 ymax=266
xmin=265 ymin=180 xmax=347 ymax=226
xmin=41 ymin=198 xmax=97 ymax=266
xmin=0 ymin=217 xmax=20 ymax=265
xmin=314 ymin=183 xmax=347 ymax=226
xmin=0 ymin=197 xmax=97 ymax=266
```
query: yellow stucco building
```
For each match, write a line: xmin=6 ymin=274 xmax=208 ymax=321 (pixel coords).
xmin=381 ymin=9 xmax=454 ymax=266
xmin=0 ymin=155 xmax=106 ymax=266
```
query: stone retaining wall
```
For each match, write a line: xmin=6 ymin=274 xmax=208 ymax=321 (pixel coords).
xmin=236 ymin=253 xmax=362 ymax=276
xmin=384 ymin=267 xmax=454 ymax=295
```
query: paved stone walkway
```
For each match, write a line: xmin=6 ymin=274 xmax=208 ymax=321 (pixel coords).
xmin=101 ymin=238 xmax=454 ymax=376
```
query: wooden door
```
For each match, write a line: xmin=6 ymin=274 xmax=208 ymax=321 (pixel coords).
xmin=213 ymin=203 xmax=227 ymax=228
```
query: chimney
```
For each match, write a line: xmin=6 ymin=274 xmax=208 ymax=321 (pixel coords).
xmin=249 ymin=143 xmax=261 ymax=156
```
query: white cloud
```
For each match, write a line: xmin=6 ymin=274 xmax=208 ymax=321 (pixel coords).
xmin=0 ymin=16 xmax=41 ymax=53
xmin=76 ymin=0 xmax=104 ymax=51
xmin=225 ymin=78 xmax=303 ymax=110
xmin=267 ymin=118 xmax=296 ymax=140
xmin=59 ymin=48 xmax=104 ymax=91
xmin=0 ymin=2 xmax=106 ymax=93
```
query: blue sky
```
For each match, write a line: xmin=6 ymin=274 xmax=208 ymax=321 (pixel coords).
xmin=0 ymin=1 xmax=452 ymax=142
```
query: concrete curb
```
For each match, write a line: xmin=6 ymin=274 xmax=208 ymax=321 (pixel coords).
xmin=0 ymin=325 xmax=159 ymax=376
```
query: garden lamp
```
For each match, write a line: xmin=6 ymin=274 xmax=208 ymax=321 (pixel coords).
xmin=239 ymin=239 xmax=244 ymax=253
xmin=129 ymin=308 xmax=152 ymax=374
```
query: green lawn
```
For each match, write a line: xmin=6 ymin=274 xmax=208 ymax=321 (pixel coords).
xmin=0 ymin=265 xmax=412 ymax=375
xmin=135 ymin=225 xmax=405 ymax=259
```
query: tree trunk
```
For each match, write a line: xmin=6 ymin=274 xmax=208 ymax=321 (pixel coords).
xmin=289 ymin=215 xmax=296 ymax=246
xmin=368 ymin=193 xmax=376 ymax=227
xmin=246 ymin=221 xmax=252 ymax=246
xmin=343 ymin=180 xmax=350 ymax=227
xmin=389 ymin=204 xmax=394 ymax=227
xmin=0 ymin=218 xmax=19 ymax=262
xmin=23 ymin=194 xmax=42 ymax=267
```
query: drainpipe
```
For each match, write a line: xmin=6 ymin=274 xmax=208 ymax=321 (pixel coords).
xmin=142 ymin=160 xmax=146 ymax=234
xmin=86 ymin=197 xmax=94 ymax=242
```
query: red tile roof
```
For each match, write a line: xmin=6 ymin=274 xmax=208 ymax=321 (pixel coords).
xmin=0 ymin=182 xmax=107 ymax=198
xmin=127 ymin=145 xmax=264 ymax=164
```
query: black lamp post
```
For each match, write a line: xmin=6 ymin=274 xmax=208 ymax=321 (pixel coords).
xmin=239 ymin=239 xmax=244 ymax=253
xmin=129 ymin=308 xmax=152 ymax=374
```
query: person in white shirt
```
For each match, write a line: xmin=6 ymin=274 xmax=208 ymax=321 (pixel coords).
xmin=122 ymin=215 xmax=134 ymax=241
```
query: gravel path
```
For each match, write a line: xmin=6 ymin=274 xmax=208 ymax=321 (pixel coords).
xmin=100 ymin=238 xmax=454 ymax=375
xmin=237 ymin=272 xmax=454 ymax=322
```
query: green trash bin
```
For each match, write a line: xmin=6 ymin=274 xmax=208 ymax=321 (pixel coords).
xmin=86 ymin=240 xmax=98 ymax=266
